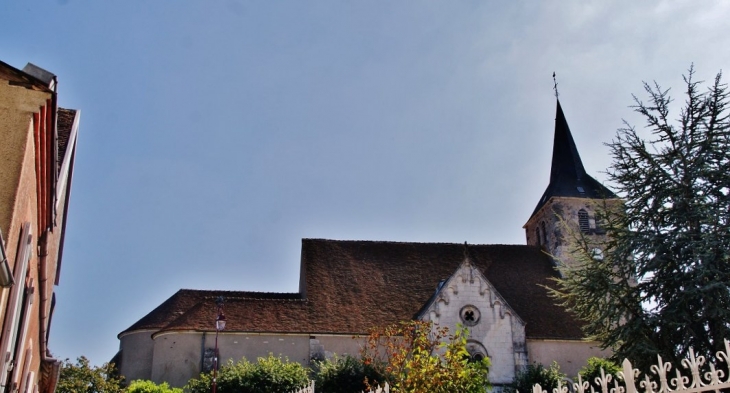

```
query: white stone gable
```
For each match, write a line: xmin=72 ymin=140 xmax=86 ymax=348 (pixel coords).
xmin=417 ymin=256 xmax=528 ymax=385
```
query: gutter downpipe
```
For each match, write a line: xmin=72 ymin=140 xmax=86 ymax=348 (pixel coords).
xmin=39 ymin=77 xmax=62 ymax=393
xmin=37 ymin=231 xmax=61 ymax=393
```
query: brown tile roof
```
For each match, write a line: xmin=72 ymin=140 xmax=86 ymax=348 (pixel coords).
xmin=120 ymin=239 xmax=585 ymax=340
xmin=57 ymin=108 xmax=77 ymax=171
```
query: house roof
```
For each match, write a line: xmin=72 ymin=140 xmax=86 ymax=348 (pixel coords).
xmin=57 ymin=108 xmax=77 ymax=170
xmin=0 ymin=60 xmax=54 ymax=93
xmin=121 ymin=239 xmax=585 ymax=340
xmin=529 ymin=100 xmax=616 ymax=219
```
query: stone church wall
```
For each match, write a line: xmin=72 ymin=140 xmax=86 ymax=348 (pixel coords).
xmin=420 ymin=262 xmax=527 ymax=385
xmin=525 ymin=197 xmax=620 ymax=269
xmin=526 ymin=339 xmax=610 ymax=378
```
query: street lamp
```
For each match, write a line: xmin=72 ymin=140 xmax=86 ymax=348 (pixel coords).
xmin=212 ymin=296 xmax=226 ymax=393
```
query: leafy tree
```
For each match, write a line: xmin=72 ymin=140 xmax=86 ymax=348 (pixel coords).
xmin=577 ymin=357 xmax=620 ymax=392
xmin=184 ymin=354 xmax=309 ymax=393
xmin=505 ymin=362 xmax=564 ymax=393
xmin=313 ymin=355 xmax=388 ymax=393
xmin=127 ymin=380 xmax=182 ymax=393
xmin=552 ymin=66 xmax=730 ymax=371
xmin=362 ymin=320 xmax=491 ymax=393
xmin=56 ymin=357 xmax=124 ymax=393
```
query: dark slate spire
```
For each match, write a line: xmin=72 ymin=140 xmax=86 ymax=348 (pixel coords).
xmin=529 ymin=100 xmax=616 ymax=219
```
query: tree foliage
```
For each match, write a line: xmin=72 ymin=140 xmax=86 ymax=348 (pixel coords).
xmin=56 ymin=357 xmax=124 ymax=393
xmin=184 ymin=354 xmax=309 ymax=393
xmin=312 ymin=355 xmax=388 ymax=393
xmin=127 ymin=380 xmax=182 ymax=393
xmin=552 ymin=66 xmax=730 ymax=371
xmin=505 ymin=362 xmax=565 ymax=393
xmin=362 ymin=320 xmax=491 ymax=393
xmin=577 ymin=357 xmax=621 ymax=392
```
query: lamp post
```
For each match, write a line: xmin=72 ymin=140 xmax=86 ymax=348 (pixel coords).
xmin=212 ymin=296 xmax=226 ymax=393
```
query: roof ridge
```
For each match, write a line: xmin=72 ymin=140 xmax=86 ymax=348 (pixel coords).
xmin=303 ymin=238 xmax=535 ymax=247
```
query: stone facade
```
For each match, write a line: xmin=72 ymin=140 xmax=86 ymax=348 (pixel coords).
xmin=419 ymin=259 xmax=527 ymax=385
xmin=524 ymin=197 xmax=621 ymax=269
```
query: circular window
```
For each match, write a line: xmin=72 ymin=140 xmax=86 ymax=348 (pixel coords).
xmin=460 ymin=305 xmax=481 ymax=326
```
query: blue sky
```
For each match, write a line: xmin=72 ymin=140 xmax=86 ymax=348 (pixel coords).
xmin=2 ymin=1 xmax=729 ymax=366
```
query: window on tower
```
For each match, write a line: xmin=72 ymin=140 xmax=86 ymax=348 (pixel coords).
xmin=578 ymin=209 xmax=590 ymax=233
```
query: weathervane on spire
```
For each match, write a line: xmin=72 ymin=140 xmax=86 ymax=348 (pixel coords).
xmin=553 ymin=72 xmax=559 ymax=99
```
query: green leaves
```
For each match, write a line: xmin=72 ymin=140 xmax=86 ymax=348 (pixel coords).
xmin=184 ymin=354 xmax=309 ymax=393
xmin=362 ymin=321 xmax=491 ymax=393
xmin=57 ymin=357 xmax=124 ymax=393
xmin=505 ymin=362 xmax=564 ymax=393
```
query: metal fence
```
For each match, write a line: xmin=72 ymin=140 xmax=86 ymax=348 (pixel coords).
xmin=533 ymin=340 xmax=730 ymax=393
xmin=292 ymin=339 xmax=730 ymax=393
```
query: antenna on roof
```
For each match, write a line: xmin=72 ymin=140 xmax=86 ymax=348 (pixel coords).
xmin=553 ymin=72 xmax=559 ymax=99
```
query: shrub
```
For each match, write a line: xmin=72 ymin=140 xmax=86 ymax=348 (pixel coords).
xmin=578 ymin=357 xmax=621 ymax=391
xmin=313 ymin=355 xmax=388 ymax=393
xmin=127 ymin=380 xmax=182 ymax=393
xmin=507 ymin=362 xmax=565 ymax=393
xmin=57 ymin=357 xmax=124 ymax=393
xmin=362 ymin=320 xmax=491 ymax=393
xmin=185 ymin=354 xmax=309 ymax=393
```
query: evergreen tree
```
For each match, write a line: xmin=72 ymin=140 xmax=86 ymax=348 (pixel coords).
xmin=552 ymin=66 xmax=730 ymax=372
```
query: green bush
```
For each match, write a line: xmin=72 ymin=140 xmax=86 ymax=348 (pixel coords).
xmin=578 ymin=357 xmax=620 ymax=391
xmin=313 ymin=356 xmax=389 ymax=393
xmin=127 ymin=380 xmax=182 ymax=393
xmin=506 ymin=362 xmax=565 ymax=393
xmin=185 ymin=354 xmax=309 ymax=393
xmin=57 ymin=357 xmax=124 ymax=393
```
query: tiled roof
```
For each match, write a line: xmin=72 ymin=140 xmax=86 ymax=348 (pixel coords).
xmin=121 ymin=239 xmax=585 ymax=340
xmin=57 ymin=108 xmax=77 ymax=171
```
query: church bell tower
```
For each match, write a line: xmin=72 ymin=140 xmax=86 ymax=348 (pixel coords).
xmin=523 ymin=100 xmax=618 ymax=267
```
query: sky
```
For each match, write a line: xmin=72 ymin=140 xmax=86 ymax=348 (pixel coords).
xmin=1 ymin=0 xmax=730 ymax=366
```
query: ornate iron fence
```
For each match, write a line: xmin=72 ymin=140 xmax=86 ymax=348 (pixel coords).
xmin=533 ymin=340 xmax=730 ymax=393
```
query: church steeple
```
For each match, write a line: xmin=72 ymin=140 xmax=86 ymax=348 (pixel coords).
xmin=523 ymin=98 xmax=620 ymax=266
xmin=528 ymin=100 xmax=615 ymax=220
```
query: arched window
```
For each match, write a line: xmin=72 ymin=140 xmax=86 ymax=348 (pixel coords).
xmin=465 ymin=341 xmax=488 ymax=363
xmin=540 ymin=221 xmax=548 ymax=248
xmin=535 ymin=227 xmax=541 ymax=246
xmin=578 ymin=209 xmax=590 ymax=233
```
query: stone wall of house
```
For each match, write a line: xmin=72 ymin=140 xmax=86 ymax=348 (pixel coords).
xmin=526 ymin=339 xmax=610 ymax=378
xmin=420 ymin=262 xmax=527 ymax=385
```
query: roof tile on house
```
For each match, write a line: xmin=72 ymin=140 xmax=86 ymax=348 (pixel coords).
xmin=121 ymin=239 xmax=585 ymax=340
xmin=57 ymin=108 xmax=76 ymax=170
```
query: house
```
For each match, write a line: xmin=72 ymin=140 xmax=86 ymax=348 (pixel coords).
xmin=117 ymin=99 xmax=617 ymax=388
xmin=0 ymin=60 xmax=81 ymax=393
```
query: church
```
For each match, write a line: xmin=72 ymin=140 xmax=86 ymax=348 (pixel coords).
xmin=116 ymin=99 xmax=618 ymax=388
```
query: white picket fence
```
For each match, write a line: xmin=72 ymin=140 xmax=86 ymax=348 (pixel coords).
xmin=292 ymin=339 xmax=730 ymax=393
xmin=534 ymin=340 xmax=730 ymax=393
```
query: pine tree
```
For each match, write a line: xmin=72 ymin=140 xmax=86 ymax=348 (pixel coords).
xmin=552 ymin=66 xmax=730 ymax=372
